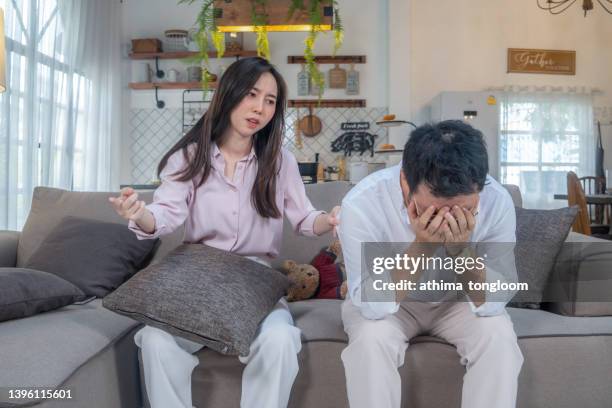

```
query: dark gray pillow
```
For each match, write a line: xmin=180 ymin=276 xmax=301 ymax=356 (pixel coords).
xmin=509 ymin=206 xmax=578 ymax=309
xmin=103 ymin=244 xmax=290 ymax=356
xmin=24 ymin=216 xmax=159 ymax=297
xmin=0 ymin=268 xmax=86 ymax=322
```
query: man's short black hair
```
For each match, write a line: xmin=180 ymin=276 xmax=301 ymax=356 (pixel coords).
xmin=401 ymin=120 xmax=488 ymax=198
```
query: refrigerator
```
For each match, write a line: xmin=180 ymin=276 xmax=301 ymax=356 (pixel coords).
xmin=429 ymin=92 xmax=501 ymax=180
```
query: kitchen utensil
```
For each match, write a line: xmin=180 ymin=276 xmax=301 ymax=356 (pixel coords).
xmin=295 ymin=108 xmax=303 ymax=149
xmin=164 ymin=29 xmax=188 ymax=52
xmin=329 ymin=64 xmax=347 ymax=89
xmin=135 ymin=62 xmax=152 ymax=83
xmin=298 ymin=162 xmax=318 ymax=184
xmin=185 ymin=28 xmax=200 ymax=52
xmin=298 ymin=107 xmax=322 ymax=137
xmin=310 ymin=64 xmax=323 ymax=96
xmin=167 ymin=68 xmax=180 ymax=82
xmin=187 ymin=66 xmax=202 ymax=82
xmin=317 ymin=162 xmax=325 ymax=183
xmin=337 ymin=157 xmax=346 ymax=181
xmin=297 ymin=64 xmax=310 ymax=96
xmin=346 ymin=64 xmax=359 ymax=95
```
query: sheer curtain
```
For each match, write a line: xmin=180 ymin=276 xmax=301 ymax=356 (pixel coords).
xmin=0 ymin=0 xmax=121 ymax=230
xmin=499 ymin=90 xmax=595 ymax=209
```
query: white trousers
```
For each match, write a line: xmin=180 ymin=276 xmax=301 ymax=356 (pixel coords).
xmin=341 ymin=299 xmax=523 ymax=408
xmin=134 ymin=298 xmax=302 ymax=408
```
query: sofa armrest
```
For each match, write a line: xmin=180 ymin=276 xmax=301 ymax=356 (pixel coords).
xmin=0 ymin=230 xmax=20 ymax=267
xmin=543 ymin=232 xmax=612 ymax=316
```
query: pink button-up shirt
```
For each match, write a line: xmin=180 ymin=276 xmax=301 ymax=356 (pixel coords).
xmin=129 ymin=144 xmax=324 ymax=259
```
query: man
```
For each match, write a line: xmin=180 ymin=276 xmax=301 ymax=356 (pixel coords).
xmin=338 ymin=120 xmax=523 ymax=408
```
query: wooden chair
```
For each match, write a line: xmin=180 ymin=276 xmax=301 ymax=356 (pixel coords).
xmin=578 ymin=175 xmax=605 ymax=218
xmin=578 ymin=175 xmax=610 ymax=234
xmin=568 ymin=172 xmax=592 ymax=235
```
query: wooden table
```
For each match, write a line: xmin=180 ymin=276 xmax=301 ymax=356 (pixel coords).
xmin=554 ymin=193 xmax=612 ymax=235
xmin=553 ymin=194 xmax=612 ymax=205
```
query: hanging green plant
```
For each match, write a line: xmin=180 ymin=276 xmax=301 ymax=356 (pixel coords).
xmin=290 ymin=0 xmax=344 ymax=99
xmin=180 ymin=0 xmax=345 ymax=96
xmin=332 ymin=2 xmax=343 ymax=55
xmin=252 ymin=0 xmax=271 ymax=60
xmin=178 ymin=0 xmax=225 ymax=91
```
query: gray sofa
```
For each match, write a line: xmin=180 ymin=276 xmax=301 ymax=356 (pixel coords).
xmin=1 ymin=183 xmax=612 ymax=408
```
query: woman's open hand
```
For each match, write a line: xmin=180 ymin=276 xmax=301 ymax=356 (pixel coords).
xmin=108 ymin=187 xmax=147 ymax=222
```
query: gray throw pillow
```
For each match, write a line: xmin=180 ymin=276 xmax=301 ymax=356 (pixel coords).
xmin=509 ymin=206 xmax=578 ymax=309
xmin=24 ymin=216 xmax=159 ymax=297
xmin=103 ymin=244 xmax=290 ymax=356
xmin=0 ymin=268 xmax=86 ymax=322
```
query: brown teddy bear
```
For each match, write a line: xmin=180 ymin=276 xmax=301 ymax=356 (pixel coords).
xmin=281 ymin=239 xmax=348 ymax=302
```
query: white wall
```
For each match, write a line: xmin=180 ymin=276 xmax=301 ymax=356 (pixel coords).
xmin=118 ymin=0 xmax=389 ymax=183
xmin=408 ymin=0 xmax=612 ymax=170
xmin=117 ymin=0 xmax=612 ymax=182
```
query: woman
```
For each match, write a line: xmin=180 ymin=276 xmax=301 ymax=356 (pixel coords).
xmin=109 ymin=57 xmax=339 ymax=408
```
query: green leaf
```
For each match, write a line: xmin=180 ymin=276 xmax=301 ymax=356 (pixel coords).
xmin=332 ymin=8 xmax=344 ymax=56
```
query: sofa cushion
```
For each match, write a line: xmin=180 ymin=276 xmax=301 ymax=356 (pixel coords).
xmin=192 ymin=325 xmax=612 ymax=408
xmin=24 ymin=216 xmax=158 ymax=298
xmin=290 ymin=299 xmax=347 ymax=342
xmin=0 ymin=299 xmax=139 ymax=406
xmin=0 ymin=268 xmax=86 ymax=322
xmin=508 ymin=306 xmax=612 ymax=337
xmin=502 ymin=184 xmax=523 ymax=208
xmin=17 ymin=187 xmax=183 ymax=268
xmin=0 ymin=231 xmax=20 ymax=268
xmin=103 ymin=244 xmax=290 ymax=356
xmin=509 ymin=206 xmax=578 ymax=309
xmin=274 ymin=181 xmax=352 ymax=268
xmin=288 ymin=300 xmax=612 ymax=344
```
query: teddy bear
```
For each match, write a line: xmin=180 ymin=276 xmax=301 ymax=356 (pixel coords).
xmin=281 ymin=239 xmax=348 ymax=302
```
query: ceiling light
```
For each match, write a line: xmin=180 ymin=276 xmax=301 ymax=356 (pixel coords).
xmin=537 ymin=0 xmax=612 ymax=16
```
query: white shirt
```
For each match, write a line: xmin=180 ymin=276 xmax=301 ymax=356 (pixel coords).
xmin=338 ymin=164 xmax=517 ymax=320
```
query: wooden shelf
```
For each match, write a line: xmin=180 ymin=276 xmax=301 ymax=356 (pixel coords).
xmin=288 ymin=55 xmax=366 ymax=64
xmin=374 ymin=149 xmax=403 ymax=154
xmin=129 ymin=50 xmax=258 ymax=60
xmin=129 ymin=82 xmax=217 ymax=90
xmin=288 ymin=99 xmax=366 ymax=108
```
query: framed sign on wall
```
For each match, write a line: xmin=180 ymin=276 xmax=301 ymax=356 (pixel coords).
xmin=507 ymin=48 xmax=576 ymax=75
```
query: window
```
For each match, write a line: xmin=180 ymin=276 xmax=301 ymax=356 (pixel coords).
xmin=499 ymin=92 xmax=595 ymax=209
xmin=0 ymin=0 xmax=97 ymax=229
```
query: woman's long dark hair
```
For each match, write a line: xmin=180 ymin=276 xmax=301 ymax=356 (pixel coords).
xmin=157 ymin=57 xmax=287 ymax=218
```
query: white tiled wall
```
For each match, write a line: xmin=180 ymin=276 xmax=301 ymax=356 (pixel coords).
xmin=130 ymin=109 xmax=183 ymax=183
xmin=129 ymin=107 xmax=393 ymax=183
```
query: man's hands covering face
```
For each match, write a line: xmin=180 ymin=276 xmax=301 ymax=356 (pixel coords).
xmin=407 ymin=201 xmax=449 ymax=244
xmin=442 ymin=205 xmax=476 ymax=255
xmin=408 ymin=201 xmax=476 ymax=254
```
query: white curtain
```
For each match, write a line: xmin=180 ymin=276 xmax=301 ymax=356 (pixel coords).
xmin=0 ymin=0 xmax=121 ymax=230
xmin=499 ymin=90 xmax=595 ymax=209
